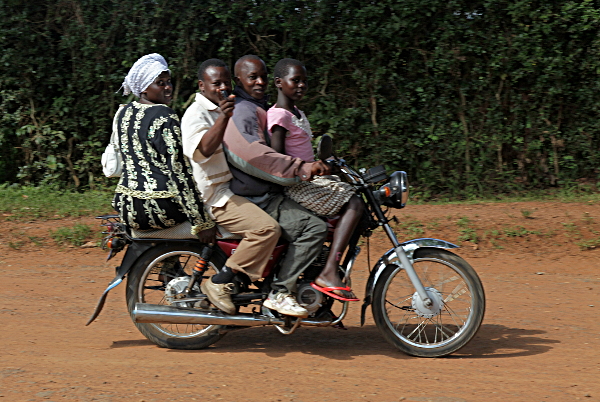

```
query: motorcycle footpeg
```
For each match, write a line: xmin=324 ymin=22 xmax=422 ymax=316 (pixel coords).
xmin=230 ymin=292 xmax=264 ymax=304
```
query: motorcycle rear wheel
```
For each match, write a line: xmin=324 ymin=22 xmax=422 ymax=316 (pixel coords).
xmin=126 ymin=243 xmax=226 ymax=349
xmin=372 ymin=248 xmax=485 ymax=357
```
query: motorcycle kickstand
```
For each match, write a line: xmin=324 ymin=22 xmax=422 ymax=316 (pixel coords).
xmin=274 ymin=317 xmax=303 ymax=335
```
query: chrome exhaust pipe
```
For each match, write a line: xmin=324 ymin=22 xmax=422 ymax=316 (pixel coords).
xmin=133 ymin=303 xmax=287 ymax=326
xmin=133 ymin=303 xmax=335 ymax=327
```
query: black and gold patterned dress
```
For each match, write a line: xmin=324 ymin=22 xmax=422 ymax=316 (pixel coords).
xmin=112 ymin=101 xmax=214 ymax=235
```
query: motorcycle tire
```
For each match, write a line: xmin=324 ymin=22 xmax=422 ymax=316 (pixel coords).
xmin=125 ymin=243 xmax=226 ymax=350
xmin=372 ymin=247 xmax=485 ymax=357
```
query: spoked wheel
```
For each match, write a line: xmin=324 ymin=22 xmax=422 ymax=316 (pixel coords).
xmin=372 ymin=248 xmax=485 ymax=357
xmin=126 ymin=244 xmax=226 ymax=349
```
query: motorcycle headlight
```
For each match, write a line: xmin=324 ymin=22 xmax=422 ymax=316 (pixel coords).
xmin=375 ymin=171 xmax=408 ymax=209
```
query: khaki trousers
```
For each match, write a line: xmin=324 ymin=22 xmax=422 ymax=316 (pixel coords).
xmin=211 ymin=195 xmax=281 ymax=281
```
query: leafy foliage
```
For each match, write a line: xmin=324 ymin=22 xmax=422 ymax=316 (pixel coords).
xmin=2 ymin=0 xmax=600 ymax=198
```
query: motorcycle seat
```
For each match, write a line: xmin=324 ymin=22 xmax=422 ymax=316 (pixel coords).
xmin=130 ymin=221 xmax=242 ymax=240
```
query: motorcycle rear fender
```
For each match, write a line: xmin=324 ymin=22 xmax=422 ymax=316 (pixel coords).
xmin=359 ymin=238 xmax=459 ymax=326
xmin=85 ymin=241 xmax=157 ymax=326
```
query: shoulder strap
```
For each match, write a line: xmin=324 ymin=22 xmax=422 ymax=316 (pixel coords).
xmin=110 ymin=104 xmax=126 ymax=145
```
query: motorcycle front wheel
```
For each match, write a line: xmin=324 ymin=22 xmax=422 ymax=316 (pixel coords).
xmin=372 ymin=248 xmax=485 ymax=357
xmin=126 ymin=243 xmax=226 ymax=349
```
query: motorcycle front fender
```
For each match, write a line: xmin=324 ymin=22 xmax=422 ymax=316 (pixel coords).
xmin=359 ymin=238 xmax=459 ymax=326
xmin=85 ymin=241 xmax=156 ymax=326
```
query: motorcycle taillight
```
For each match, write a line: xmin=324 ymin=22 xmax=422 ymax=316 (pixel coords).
xmin=106 ymin=237 xmax=126 ymax=250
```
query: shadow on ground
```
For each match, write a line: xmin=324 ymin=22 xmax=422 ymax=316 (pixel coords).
xmin=109 ymin=323 xmax=556 ymax=360
xmin=453 ymin=324 xmax=557 ymax=358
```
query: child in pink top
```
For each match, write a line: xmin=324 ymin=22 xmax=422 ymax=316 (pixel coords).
xmin=267 ymin=58 xmax=364 ymax=302
xmin=266 ymin=106 xmax=315 ymax=162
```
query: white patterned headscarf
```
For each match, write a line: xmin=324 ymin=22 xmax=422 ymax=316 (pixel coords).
xmin=122 ymin=53 xmax=170 ymax=97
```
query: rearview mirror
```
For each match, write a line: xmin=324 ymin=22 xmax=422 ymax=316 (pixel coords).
xmin=317 ymin=134 xmax=333 ymax=161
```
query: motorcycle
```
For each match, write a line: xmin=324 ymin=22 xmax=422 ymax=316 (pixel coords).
xmin=87 ymin=135 xmax=485 ymax=358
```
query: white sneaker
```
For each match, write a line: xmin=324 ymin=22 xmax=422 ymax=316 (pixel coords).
xmin=263 ymin=291 xmax=308 ymax=318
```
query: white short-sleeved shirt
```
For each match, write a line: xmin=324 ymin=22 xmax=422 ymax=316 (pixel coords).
xmin=181 ymin=93 xmax=233 ymax=212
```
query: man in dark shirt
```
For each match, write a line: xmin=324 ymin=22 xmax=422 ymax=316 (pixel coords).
xmin=223 ymin=55 xmax=329 ymax=318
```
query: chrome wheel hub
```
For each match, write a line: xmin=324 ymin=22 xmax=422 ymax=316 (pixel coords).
xmin=165 ymin=276 xmax=199 ymax=306
xmin=411 ymin=287 xmax=443 ymax=318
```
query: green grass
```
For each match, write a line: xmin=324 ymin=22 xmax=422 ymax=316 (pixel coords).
xmin=582 ymin=212 xmax=595 ymax=225
xmin=520 ymin=209 xmax=534 ymax=219
xmin=561 ymin=222 xmax=583 ymax=240
xmin=426 ymin=219 xmax=440 ymax=230
xmin=0 ymin=184 xmax=114 ymax=221
xmin=483 ymin=229 xmax=504 ymax=249
xmin=50 ymin=224 xmax=94 ymax=246
xmin=576 ymin=238 xmax=600 ymax=250
xmin=503 ymin=226 xmax=541 ymax=237
xmin=8 ymin=240 xmax=26 ymax=250
xmin=395 ymin=216 xmax=425 ymax=237
xmin=456 ymin=216 xmax=479 ymax=243
xmin=27 ymin=236 xmax=43 ymax=246
xmin=409 ymin=186 xmax=600 ymax=205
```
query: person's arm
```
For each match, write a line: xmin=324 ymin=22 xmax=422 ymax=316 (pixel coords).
xmin=270 ymin=122 xmax=326 ymax=178
xmin=197 ymin=95 xmax=235 ymax=157
xmin=224 ymin=105 xmax=330 ymax=184
xmin=270 ymin=124 xmax=286 ymax=154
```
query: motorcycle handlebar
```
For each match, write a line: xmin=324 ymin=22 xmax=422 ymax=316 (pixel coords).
xmin=324 ymin=157 xmax=364 ymax=186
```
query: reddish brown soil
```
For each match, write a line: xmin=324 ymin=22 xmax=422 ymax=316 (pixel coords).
xmin=1 ymin=201 xmax=600 ymax=402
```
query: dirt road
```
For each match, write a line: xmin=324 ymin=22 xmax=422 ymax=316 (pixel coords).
xmin=1 ymin=201 xmax=599 ymax=401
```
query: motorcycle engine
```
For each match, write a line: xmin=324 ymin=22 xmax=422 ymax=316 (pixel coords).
xmin=296 ymin=282 xmax=325 ymax=315
xmin=301 ymin=245 xmax=330 ymax=280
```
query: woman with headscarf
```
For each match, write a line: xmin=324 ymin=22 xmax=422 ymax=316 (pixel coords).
xmin=113 ymin=53 xmax=215 ymax=240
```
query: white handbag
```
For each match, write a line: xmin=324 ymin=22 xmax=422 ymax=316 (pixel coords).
xmin=101 ymin=105 xmax=126 ymax=178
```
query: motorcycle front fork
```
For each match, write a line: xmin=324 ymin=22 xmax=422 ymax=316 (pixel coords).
xmin=382 ymin=223 xmax=433 ymax=308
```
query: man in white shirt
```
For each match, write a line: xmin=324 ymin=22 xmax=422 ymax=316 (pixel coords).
xmin=181 ymin=59 xmax=281 ymax=315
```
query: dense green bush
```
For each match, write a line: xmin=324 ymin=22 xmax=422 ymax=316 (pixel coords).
xmin=1 ymin=0 xmax=600 ymax=198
